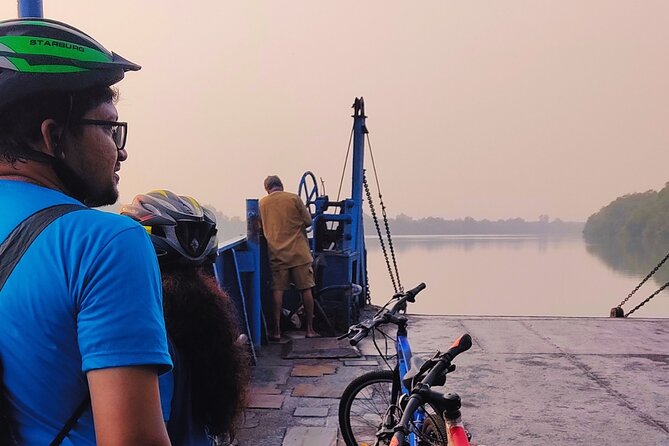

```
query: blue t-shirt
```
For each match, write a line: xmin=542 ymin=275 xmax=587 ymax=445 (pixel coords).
xmin=0 ymin=180 xmax=172 ymax=445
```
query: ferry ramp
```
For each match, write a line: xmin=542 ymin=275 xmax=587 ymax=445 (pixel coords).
xmin=237 ymin=315 xmax=669 ymax=445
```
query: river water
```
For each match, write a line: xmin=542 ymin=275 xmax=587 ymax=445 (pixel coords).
xmin=365 ymin=234 xmax=669 ymax=318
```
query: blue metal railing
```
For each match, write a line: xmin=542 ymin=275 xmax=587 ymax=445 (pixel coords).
xmin=213 ymin=200 xmax=263 ymax=360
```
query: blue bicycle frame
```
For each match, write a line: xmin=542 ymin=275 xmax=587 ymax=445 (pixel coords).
xmin=396 ymin=318 xmax=427 ymax=445
xmin=340 ymin=282 xmax=432 ymax=446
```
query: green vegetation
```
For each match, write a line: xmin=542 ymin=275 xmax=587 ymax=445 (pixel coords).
xmin=583 ymin=183 xmax=669 ymax=291
xmin=583 ymin=183 xmax=669 ymax=250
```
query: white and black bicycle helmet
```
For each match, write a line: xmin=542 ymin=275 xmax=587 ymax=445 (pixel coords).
xmin=121 ymin=190 xmax=218 ymax=266
xmin=0 ymin=18 xmax=140 ymax=112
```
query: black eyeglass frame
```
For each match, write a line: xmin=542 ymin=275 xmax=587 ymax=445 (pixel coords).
xmin=71 ymin=119 xmax=128 ymax=150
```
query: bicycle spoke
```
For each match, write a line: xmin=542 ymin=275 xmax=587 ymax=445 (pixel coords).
xmin=343 ymin=376 xmax=395 ymax=445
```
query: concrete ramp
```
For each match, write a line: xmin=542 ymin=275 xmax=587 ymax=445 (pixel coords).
xmin=238 ymin=316 xmax=669 ymax=445
xmin=383 ymin=315 xmax=669 ymax=445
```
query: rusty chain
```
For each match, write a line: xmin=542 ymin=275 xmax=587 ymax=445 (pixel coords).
xmin=364 ymin=265 xmax=371 ymax=305
xmin=626 ymin=279 xmax=669 ymax=317
xmin=364 ymin=171 xmax=399 ymax=294
xmin=365 ymin=134 xmax=403 ymax=293
xmin=379 ymin=194 xmax=403 ymax=293
xmin=617 ymin=250 xmax=669 ymax=308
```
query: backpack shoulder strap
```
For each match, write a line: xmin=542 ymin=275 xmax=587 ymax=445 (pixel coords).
xmin=0 ymin=202 xmax=89 ymax=446
xmin=48 ymin=396 xmax=91 ymax=446
xmin=0 ymin=203 xmax=87 ymax=290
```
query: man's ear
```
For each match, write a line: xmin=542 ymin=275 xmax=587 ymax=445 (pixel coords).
xmin=39 ymin=119 xmax=65 ymax=158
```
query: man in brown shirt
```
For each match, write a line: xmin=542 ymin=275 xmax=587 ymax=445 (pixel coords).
xmin=259 ymin=175 xmax=319 ymax=340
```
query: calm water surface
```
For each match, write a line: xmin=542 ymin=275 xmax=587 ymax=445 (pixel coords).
xmin=365 ymin=235 xmax=669 ymax=318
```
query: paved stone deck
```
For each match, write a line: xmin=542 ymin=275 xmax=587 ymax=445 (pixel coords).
xmin=236 ymin=315 xmax=669 ymax=445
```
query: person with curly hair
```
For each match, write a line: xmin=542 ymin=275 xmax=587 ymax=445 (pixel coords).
xmin=121 ymin=190 xmax=250 ymax=445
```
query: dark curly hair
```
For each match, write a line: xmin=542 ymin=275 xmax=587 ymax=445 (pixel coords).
xmin=161 ymin=265 xmax=250 ymax=436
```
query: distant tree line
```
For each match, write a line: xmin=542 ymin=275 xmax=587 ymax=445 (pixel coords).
xmin=214 ymin=212 xmax=585 ymax=238
xmin=583 ymin=183 xmax=669 ymax=250
xmin=364 ymin=213 xmax=583 ymax=235
xmin=104 ymin=202 xmax=584 ymax=239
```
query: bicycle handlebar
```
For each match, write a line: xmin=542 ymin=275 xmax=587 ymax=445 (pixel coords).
xmin=390 ymin=334 xmax=472 ymax=446
xmin=338 ymin=283 xmax=427 ymax=346
xmin=404 ymin=282 xmax=426 ymax=302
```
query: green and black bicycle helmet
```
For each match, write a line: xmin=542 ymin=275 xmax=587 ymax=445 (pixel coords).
xmin=121 ymin=190 xmax=219 ymax=266
xmin=0 ymin=17 xmax=140 ymax=111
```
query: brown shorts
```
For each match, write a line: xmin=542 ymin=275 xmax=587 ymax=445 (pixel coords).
xmin=271 ymin=264 xmax=315 ymax=291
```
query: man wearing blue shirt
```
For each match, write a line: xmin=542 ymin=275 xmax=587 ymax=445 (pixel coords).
xmin=0 ymin=19 xmax=172 ymax=445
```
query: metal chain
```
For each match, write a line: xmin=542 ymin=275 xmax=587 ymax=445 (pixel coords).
xmin=379 ymin=196 xmax=403 ymax=292
xmin=626 ymin=280 xmax=669 ymax=317
xmin=365 ymin=134 xmax=403 ymax=293
xmin=365 ymin=262 xmax=371 ymax=305
xmin=618 ymin=250 xmax=669 ymax=307
xmin=363 ymin=171 xmax=399 ymax=293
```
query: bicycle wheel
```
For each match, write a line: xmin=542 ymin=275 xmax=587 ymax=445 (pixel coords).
xmin=338 ymin=370 xmax=445 ymax=446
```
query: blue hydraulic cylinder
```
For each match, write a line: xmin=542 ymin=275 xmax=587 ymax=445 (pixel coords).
xmin=17 ymin=0 xmax=43 ymax=17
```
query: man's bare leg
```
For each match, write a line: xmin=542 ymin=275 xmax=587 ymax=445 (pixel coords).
xmin=272 ymin=289 xmax=284 ymax=339
xmin=301 ymin=288 xmax=319 ymax=338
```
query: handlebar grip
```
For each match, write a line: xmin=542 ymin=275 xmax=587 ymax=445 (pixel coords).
xmin=405 ymin=283 xmax=426 ymax=301
xmin=445 ymin=333 xmax=472 ymax=359
xmin=349 ymin=328 xmax=368 ymax=346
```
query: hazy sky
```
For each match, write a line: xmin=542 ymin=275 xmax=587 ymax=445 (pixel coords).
xmin=3 ymin=1 xmax=668 ymax=221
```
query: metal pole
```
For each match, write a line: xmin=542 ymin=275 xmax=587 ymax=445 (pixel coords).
xmin=17 ymin=0 xmax=43 ymax=18
xmin=350 ymin=97 xmax=368 ymax=297
xmin=350 ymin=97 xmax=367 ymax=251
xmin=351 ymin=97 xmax=366 ymax=229
xmin=245 ymin=199 xmax=262 ymax=349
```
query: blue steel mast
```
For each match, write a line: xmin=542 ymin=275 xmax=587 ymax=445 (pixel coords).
xmin=17 ymin=0 xmax=43 ymax=17
xmin=350 ymin=98 xmax=367 ymax=298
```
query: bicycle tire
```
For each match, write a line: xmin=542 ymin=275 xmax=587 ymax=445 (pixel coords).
xmin=338 ymin=370 xmax=446 ymax=446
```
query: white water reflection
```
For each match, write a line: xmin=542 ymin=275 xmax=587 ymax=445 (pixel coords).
xmin=365 ymin=235 xmax=669 ymax=318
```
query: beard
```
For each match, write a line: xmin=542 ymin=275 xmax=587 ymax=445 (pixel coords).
xmin=85 ymin=183 xmax=119 ymax=207
xmin=51 ymin=157 xmax=118 ymax=207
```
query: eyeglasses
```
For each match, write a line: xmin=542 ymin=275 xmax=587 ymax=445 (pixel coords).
xmin=71 ymin=119 xmax=128 ymax=151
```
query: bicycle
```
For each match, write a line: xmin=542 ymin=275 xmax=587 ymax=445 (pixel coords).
xmin=338 ymin=283 xmax=465 ymax=446
xmin=389 ymin=334 xmax=473 ymax=446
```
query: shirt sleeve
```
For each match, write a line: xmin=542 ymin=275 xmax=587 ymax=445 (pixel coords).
xmin=76 ymin=225 xmax=172 ymax=374
xmin=296 ymin=196 xmax=312 ymax=227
